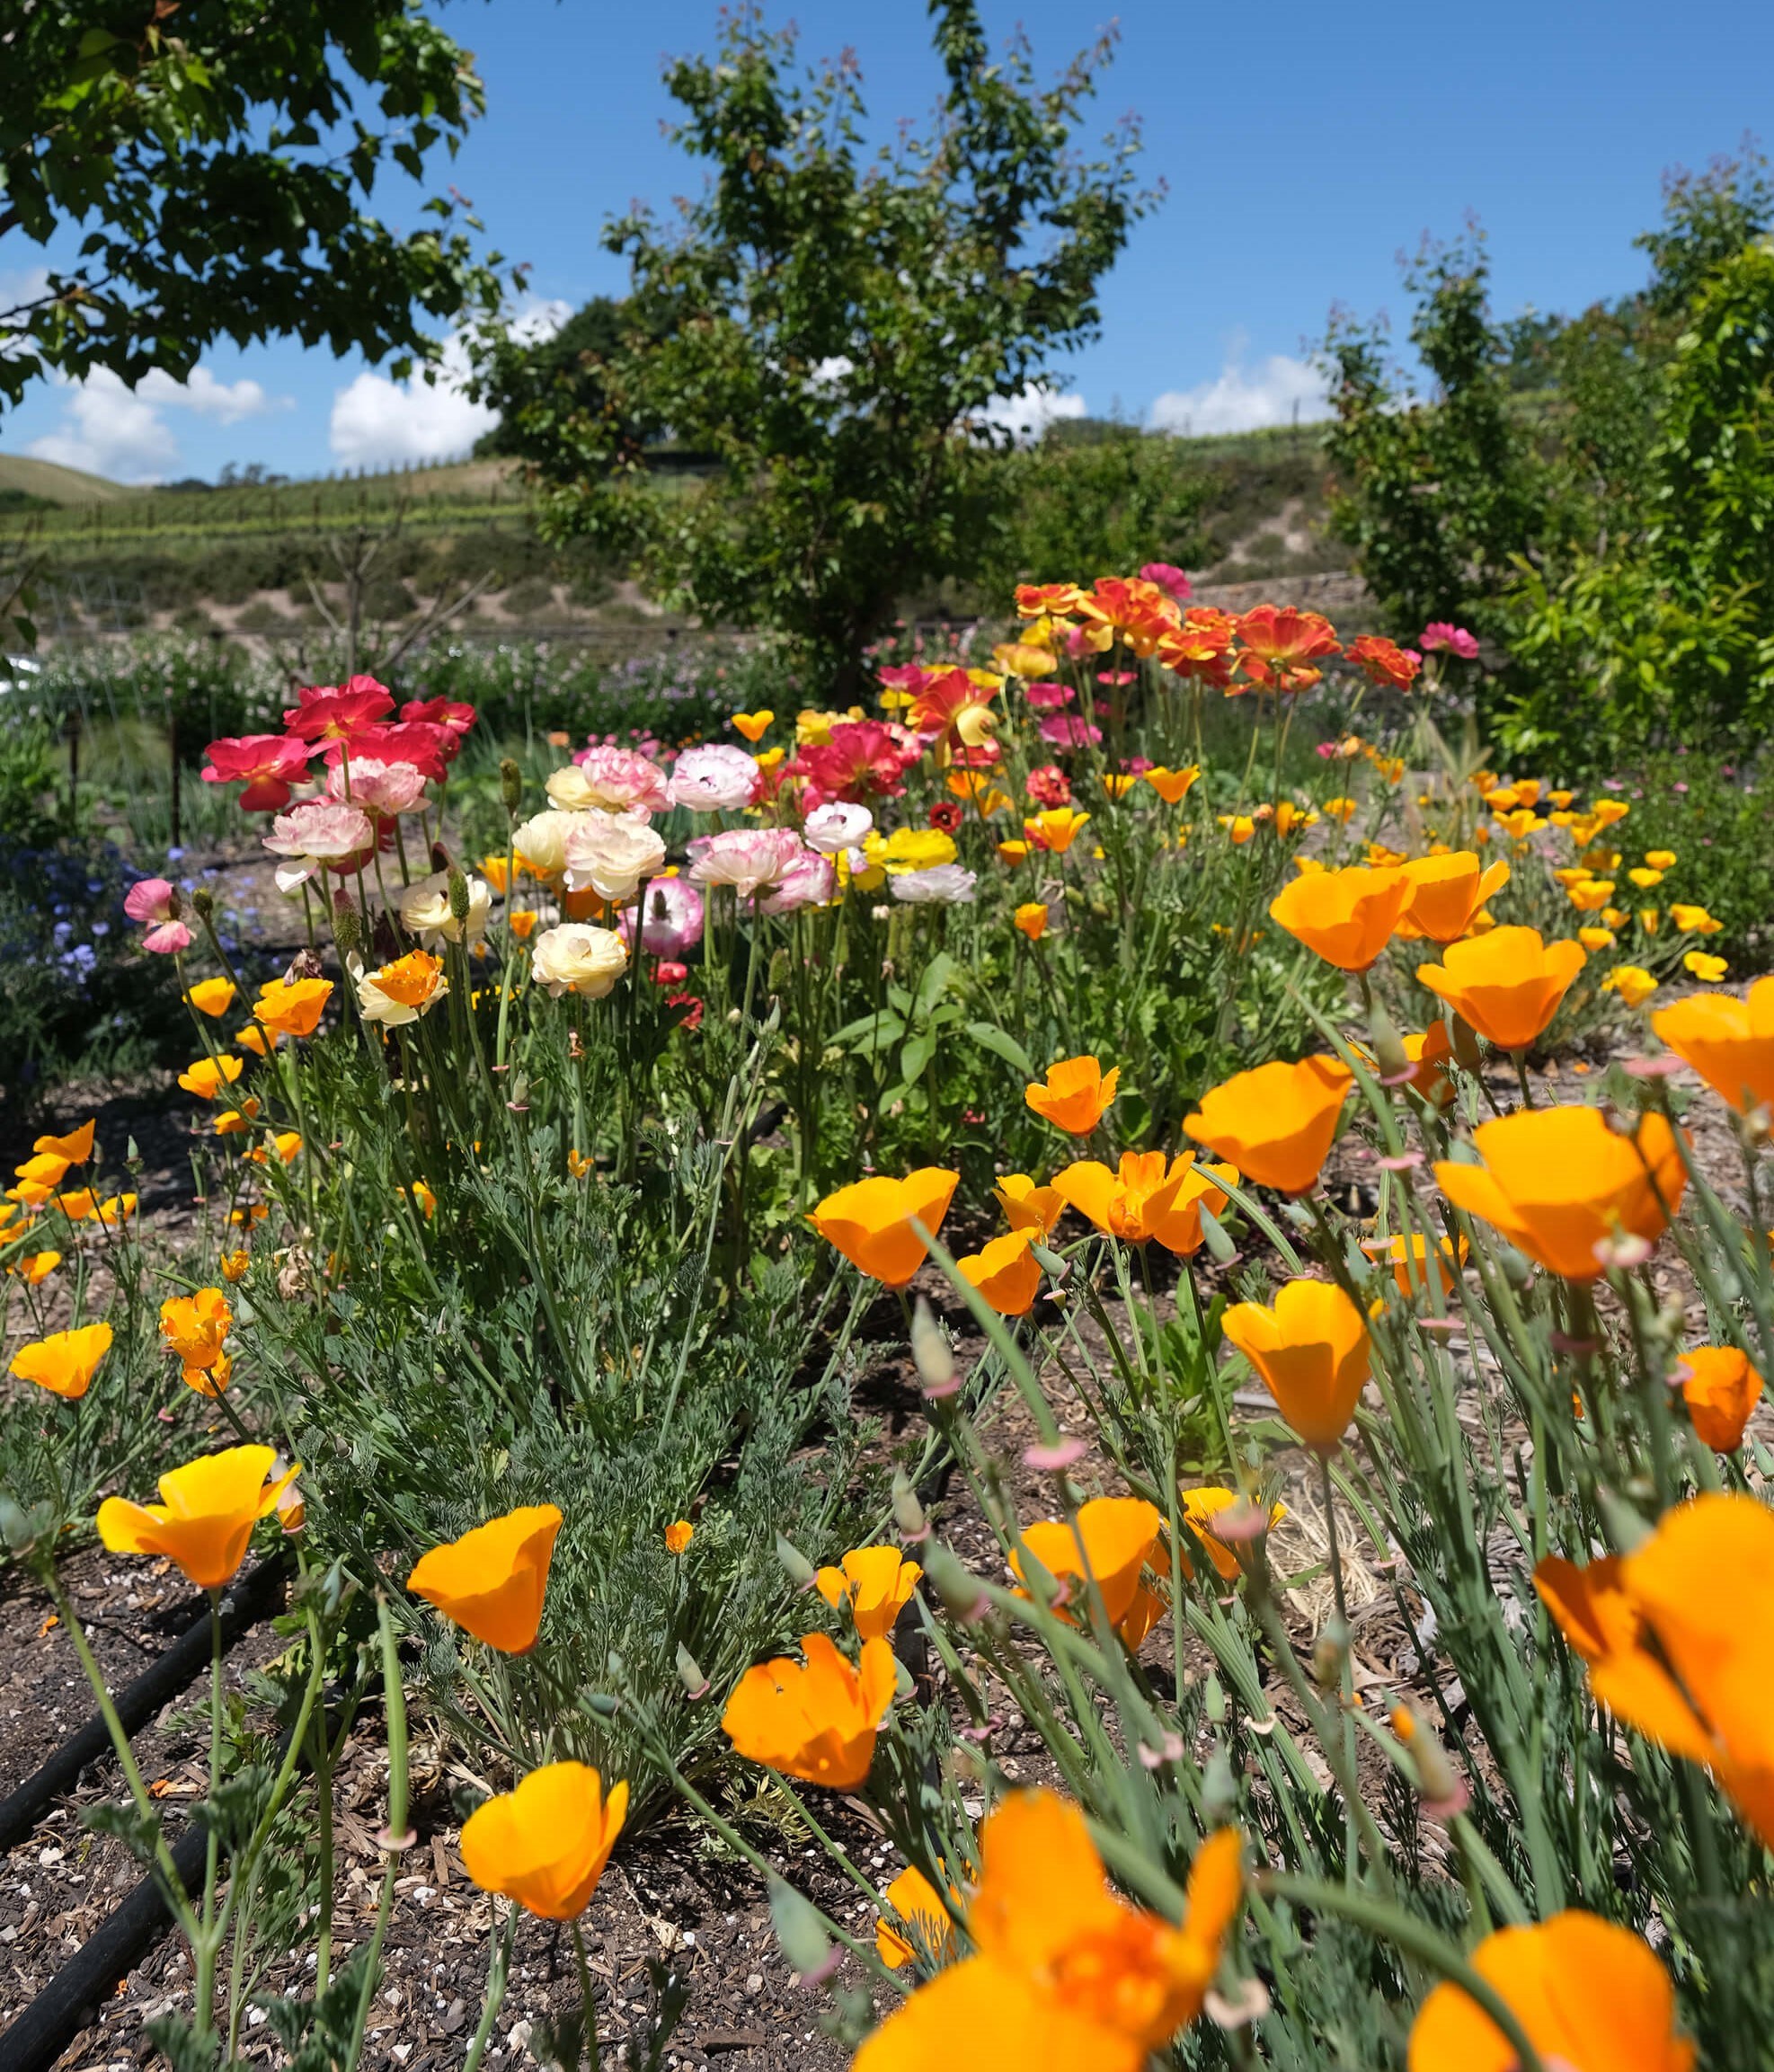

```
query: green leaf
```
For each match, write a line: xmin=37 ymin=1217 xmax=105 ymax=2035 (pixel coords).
xmin=962 ymin=1019 xmax=1033 ymax=1077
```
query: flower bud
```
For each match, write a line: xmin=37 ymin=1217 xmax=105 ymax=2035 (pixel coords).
xmin=1367 ymin=998 xmax=1413 ymax=1085
xmin=1197 ymin=1203 xmax=1237 ymax=1265
xmin=769 ymin=1876 xmax=837 ymax=1985
xmin=675 ymin=1643 xmax=710 ymax=1701
xmin=910 ymin=1296 xmax=954 ymax=1395
xmin=923 ymin=1541 xmax=989 ymax=1623
xmin=775 ymin=1531 xmax=816 ymax=1589
xmin=189 ymin=887 xmax=208 ymax=921
xmin=500 ymin=757 xmax=522 ymax=813
xmin=891 ymin=1469 xmax=927 ymax=1543
xmin=333 ymin=900 xmax=362 ymax=959
xmin=448 ymin=869 xmax=471 ymax=925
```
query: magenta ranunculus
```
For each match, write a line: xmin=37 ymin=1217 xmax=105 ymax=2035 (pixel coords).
xmin=1419 ymin=622 xmax=1480 ymax=660
xmin=687 ymin=826 xmax=804 ymax=898
xmin=1024 ymin=681 xmax=1075 ymax=710
xmin=1140 ymin=562 xmax=1193 ymax=604
xmin=669 ymin=744 xmax=762 ymax=813
xmin=1038 ymin=714 xmax=1103 ymax=748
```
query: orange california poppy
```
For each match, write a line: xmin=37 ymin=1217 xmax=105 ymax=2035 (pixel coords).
xmin=665 ymin=1519 xmax=695 ymax=1555
xmin=853 ymin=1794 xmax=1241 ymax=2072
xmin=1652 ymin=977 xmax=1774 ymax=1115
xmin=1013 ymin=901 xmax=1050 ymax=941
xmin=1179 ymin=1487 xmax=1286 ymax=1582
xmin=993 ymin=1173 xmax=1065 ymax=1238
xmin=1184 ymin=1056 xmax=1353 ymax=1196
xmin=810 ymin=1170 xmax=960 ymax=1288
xmin=1267 ymin=864 xmax=1411 ymax=970
xmin=406 ymin=1503 xmax=564 ymax=1654
xmin=254 ymin=976 xmax=334 ymax=1040
xmin=10 ymin=1250 xmax=61 ymax=1286
xmin=1537 ymin=1493 xmax=1774 ymax=1847
xmin=1144 ymin=764 xmax=1201 ymax=805
xmin=1433 ymin=1106 xmax=1686 ymax=1282
xmin=1362 ymin=1231 xmax=1468 ymax=1298
xmin=721 ymin=1632 xmax=896 ymax=1789
xmin=958 ymin=1227 xmax=1044 ymax=1315
xmin=814 ymin=1546 xmax=923 ymax=1641
xmin=9 ymin=1320 xmax=113 ymax=1399
xmin=731 ymin=709 xmax=775 ymax=742
xmin=159 ymin=1287 xmax=231 ymax=1373
xmin=459 ymin=1761 xmax=628 ymax=1921
xmin=1053 ymin=1151 xmax=1237 ymax=1256
xmin=1024 ymin=808 xmax=1091 ymax=854
xmin=1393 ymin=853 xmax=1512 ymax=943
xmin=179 ymin=1055 xmax=244 ymax=1100
xmin=98 ymin=1446 xmax=300 ymax=1590
xmin=1221 ymin=1279 xmax=1370 ymax=1451
xmin=34 ymin=1119 xmax=96 ymax=1164
xmin=1408 ymin=1911 xmax=1693 ymax=2072
xmin=1677 ymin=1347 xmax=1762 ymax=1451
xmin=185 ymin=977 xmax=237 ymax=1018
xmin=1013 ymin=1496 xmax=1165 ymax=1647
xmin=1415 ymin=927 xmax=1586 ymax=1051
xmin=1025 ymin=1056 xmax=1121 ymax=1135
xmin=876 ymin=1864 xmax=956 ymax=1970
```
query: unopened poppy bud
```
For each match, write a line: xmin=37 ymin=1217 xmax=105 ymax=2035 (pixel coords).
xmin=1204 ymin=1672 xmax=1227 ymax=1725
xmin=333 ymin=902 xmax=362 ymax=958
xmin=769 ymin=1875 xmax=837 ymax=1984
xmin=909 ymin=1296 xmax=954 ymax=1395
xmin=1367 ymin=999 xmax=1412 ymax=1085
xmin=1393 ymin=1703 xmax=1467 ymax=1814
xmin=188 ymin=887 xmax=208 ymax=920
xmin=768 ymin=947 xmax=792 ymax=993
xmin=1197 ymin=1202 xmax=1237 ymax=1264
xmin=923 ymin=1541 xmax=989 ymax=1623
xmin=500 ymin=757 xmax=522 ymax=812
xmin=1447 ymin=1013 xmax=1484 ymax=1072
xmin=1030 ymin=1241 xmax=1069 ymax=1280
xmin=1313 ymin=1618 xmax=1348 ymax=1689
xmin=775 ymin=1532 xmax=816 ymax=1589
xmin=675 ymin=1643 xmax=709 ymax=1701
xmin=448 ymin=869 xmax=471 ymax=925
xmin=891 ymin=1470 xmax=927 ymax=1543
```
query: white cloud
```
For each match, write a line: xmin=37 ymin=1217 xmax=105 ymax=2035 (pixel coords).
xmin=328 ymin=298 xmax=572 ymax=471
xmin=25 ymin=362 xmax=289 ymax=482
xmin=978 ymin=383 xmax=1088 ymax=444
xmin=1147 ymin=348 xmax=1329 ymax=438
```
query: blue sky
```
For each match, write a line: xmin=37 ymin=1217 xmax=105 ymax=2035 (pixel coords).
xmin=6 ymin=0 xmax=1771 ymax=483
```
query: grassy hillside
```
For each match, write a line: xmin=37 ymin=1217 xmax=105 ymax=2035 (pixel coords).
xmin=0 ymin=452 xmax=145 ymax=508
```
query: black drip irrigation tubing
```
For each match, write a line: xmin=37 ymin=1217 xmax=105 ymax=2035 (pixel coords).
xmin=0 ymin=1551 xmax=290 ymax=2072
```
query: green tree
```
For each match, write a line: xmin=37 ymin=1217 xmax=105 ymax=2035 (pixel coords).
xmin=486 ymin=1 xmax=1150 ymax=694
xmin=472 ymin=296 xmax=633 ymax=463
xmin=1 ymin=1 xmax=499 ymax=413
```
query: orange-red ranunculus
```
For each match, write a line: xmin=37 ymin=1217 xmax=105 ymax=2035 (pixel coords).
xmin=1394 ymin=853 xmax=1511 ymax=943
xmin=1408 ymin=1911 xmax=1693 ymax=2072
xmin=1221 ymin=1279 xmax=1371 ymax=1451
xmin=1535 ymin=1493 xmax=1774 ymax=1848
xmin=721 ymin=1632 xmax=896 ymax=1789
xmin=1268 ymin=864 xmax=1412 ymax=970
xmin=853 ymin=1793 xmax=1242 ymax=2072
xmin=1677 ymin=1346 xmax=1762 ymax=1451
xmin=958 ymin=1227 xmax=1044 ymax=1315
xmin=406 ymin=1503 xmax=563 ymax=1653
xmin=1651 ymin=977 xmax=1774 ymax=1114
xmin=1434 ymin=1106 xmax=1687 ymax=1282
xmin=1053 ymin=1151 xmax=1236 ymax=1256
xmin=1013 ymin=1496 xmax=1165 ymax=1647
xmin=98 ymin=1445 xmax=301 ymax=1589
xmin=1184 ymin=1056 xmax=1353 ymax=1196
xmin=1025 ymin=1055 xmax=1120 ymax=1135
xmin=1415 ymin=927 xmax=1586 ymax=1050
xmin=814 ymin=1546 xmax=923 ymax=1640
xmin=811 ymin=1170 xmax=959 ymax=1288
xmin=459 ymin=1761 xmax=627 ymax=1921
xmin=9 ymin=1320 xmax=113 ymax=1399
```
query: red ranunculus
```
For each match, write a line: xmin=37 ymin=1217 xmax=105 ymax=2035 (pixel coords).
xmin=283 ymin=676 xmax=395 ymax=741
xmin=200 ymin=733 xmax=314 ymax=812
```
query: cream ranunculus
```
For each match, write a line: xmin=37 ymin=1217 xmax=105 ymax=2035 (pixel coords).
xmin=510 ymin=810 xmax=588 ymax=880
xmin=530 ymin=923 xmax=629 ymax=1000
xmin=562 ymin=811 xmax=668 ymax=904
xmin=397 ymin=870 xmax=491 ymax=947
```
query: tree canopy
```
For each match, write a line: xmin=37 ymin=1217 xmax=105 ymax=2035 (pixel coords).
xmin=1 ymin=0 xmax=500 ymax=413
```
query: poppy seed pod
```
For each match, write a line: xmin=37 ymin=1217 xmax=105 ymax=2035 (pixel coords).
xmin=500 ymin=757 xmax=523 ymax=812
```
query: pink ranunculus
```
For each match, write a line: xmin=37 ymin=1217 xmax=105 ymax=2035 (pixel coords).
xmin=758 ymin=846 xmax=835 ymax=916
xmin=568 ymin=744 xmax=673 ymax=815
xmin=263 ymin=800 xmax=377 ymax=883
xmin=669 ymin=743 xmax=762 ymax=813
xmin=124 ymin=877 xmax=179 ymax=925
xmin=629 ymin=876 xmax=705 ymax=957
xmin=803 ymin=801 xmax=874 ymax=855
xmin=1038 ymin=714 xmax=1103 ymax=748
xmin=1024 ymin=764 xmax=1071 ymax=809
xmin=200 ymin=733 xmax=314 ymax=812
xmin=1419 ymin=622 xmax=1480 ymax=660
xmin=143 ymin=920 xmax=194 ymax=954
xmin=324 ymin=757 xmax=429 ymax=818
xmin=687 ymin=826 xmax=804 ymax=899
xmin=1140 ymin=562 xmax=1193 ymax=604
xmin=1024 ymin=681 xmax=1075 ymax=710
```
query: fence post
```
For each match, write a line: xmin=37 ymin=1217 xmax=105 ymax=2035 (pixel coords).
xmin=167 ymin=687 xmax=182 ymax=851
xmin=66 ymin=704 xmax=80 ymax=830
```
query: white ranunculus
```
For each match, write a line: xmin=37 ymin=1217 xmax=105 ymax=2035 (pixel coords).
xmin=530 ymin=923 xmax=630 ymax=1000
xmin=890 ymin=863 xmax=978 ymax=905
xmin=510 ymin=810 xmax=588 ymax=879
xmin=397 ymin=869 xmax=491 ymax=947
xmin=562 ymin=810 xmax=668 ymax=904
xmin=803 ymin=802 xmax=874 ymax=855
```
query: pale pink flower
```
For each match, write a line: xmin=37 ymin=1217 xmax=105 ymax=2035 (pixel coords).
xmin=562 ymin=810 xmax=668 ymax=903
xmin=628 ymin=878 xmax=705 ymax=957
xmin=687 ymin=826 xmax=803 ymax=898
xmin=759 ymin=847 xmax=835 ymax=916
xmin=1419 ymin=622 xmax=1480 ymax=660
xmin=263 ymin=800 xmax=376 ymax=885
xmin=803 ymin=802 xmax=874 ymax=855
xmin=890 ymin=863 xmax=977 ymax=905
xmin=124 ymin=878 xmax=179 ymax=925
xmin=669 ymin=744 xmax=761 ymax=813
xmin=324 ymin=757 xmax=428 ymax=818
xmin=144 ymin=920 xmax=193 ymax=953
xmin=560 ymin=744 xmax=672 ymax=815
